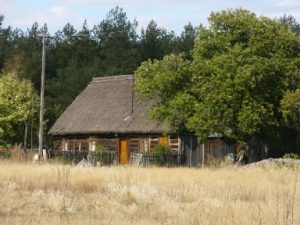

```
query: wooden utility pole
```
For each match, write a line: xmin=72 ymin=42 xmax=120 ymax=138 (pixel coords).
xmin=30 ymin=94 xmax=33 ymax=150
xmin=38 ymin=34 xmax=46 ymax=156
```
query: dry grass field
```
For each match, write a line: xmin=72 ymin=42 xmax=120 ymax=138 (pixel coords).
xmin=0 ymin=161 xmax=299 ymax=225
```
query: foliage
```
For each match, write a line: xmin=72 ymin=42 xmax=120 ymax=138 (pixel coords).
xmin=283 ymin=153 xmax=300 ymax=159
xmin=236 ymin=143 xmax=248 ymax=164
xmin=151 ymin=144 xmax=171 ymax=166
xmin=136 ymin=9 xmax=300 ymax=149
xmin=135 ymin=54 xmax=194 ymax=131
xmin=152 ymin=144 xmax=171 ymax=155
xmin=0 ymin=72 xmax=39 ymax=144
xmin=95 ymin=144 xmax=107 ymax=153
xmin=190 ymin=9 xmax=300 ymax=143
xmin=93 ymin=6 xmax=140 ymax=75
xmin=279 ymin=14 xmax=300 ymax=35
xmin=0 ymin=146 xmax=11 ymax=158
xmin=281 ymin=89 xmax=300 ymax=129
xmin=140 ymin=20 xmax=176 ymax=61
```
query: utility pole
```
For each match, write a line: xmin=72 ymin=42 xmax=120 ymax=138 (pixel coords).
xmin=38 ymin=33 xmax=46 ymax=156
xmin=37 ymin=33 xmax=88 ymax=157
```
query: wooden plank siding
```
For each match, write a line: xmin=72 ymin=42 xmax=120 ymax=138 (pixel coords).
xmin=53 ymin=135 xmax=236 ymax=166
xmin=53 ymin=135 xmax=180 ymax=154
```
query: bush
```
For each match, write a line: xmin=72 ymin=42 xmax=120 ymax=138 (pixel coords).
xmin=283 ymin=153 xmax=300 ymax=159
xmin=0 ymin=146 xmax=11 ymax=158
xmin=152 ymin=144 xmax=170 ymax=155
xmin=95 ymin=144 xmax=107 ymax=153
xmin=236 ymin=143 xmax=248 ymax=164
xmin=151 ymin=144 xmax=171 ymax=166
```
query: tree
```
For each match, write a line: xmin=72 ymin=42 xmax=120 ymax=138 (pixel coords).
xmin=174 ymin=22 xmax=197 ymax=59
xmin=281 ymin=89 xmax=300 ymax=129
xmin=93 ymin=6 xmax=140 ymax=75
xmin=190 ymin=9 xmax=300 ymax=144
xmin=279 ymin=15 xmax=300 ymax=35
xmin=135 ymin=9 xmax=300 ymax=159
xmin=0 ymin=15 xmax=13 ymax=70
xmin=0 ymin=71 xmax=39 ymax=145
xmin=140 ymin=20 xmax=176 ymax=61
xmin=135 ymin=54 xmax=193 ymax=131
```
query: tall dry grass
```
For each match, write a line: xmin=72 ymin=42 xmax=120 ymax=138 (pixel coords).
xmin=0 ymin=161 xmax=299 ymax=225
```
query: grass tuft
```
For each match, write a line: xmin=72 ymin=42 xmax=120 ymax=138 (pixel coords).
xmin=0 ymin=162 xmax=299 ymax=225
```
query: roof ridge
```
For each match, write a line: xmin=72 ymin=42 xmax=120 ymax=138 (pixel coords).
xmin=93 ymin=74 xmax=133 ymax=83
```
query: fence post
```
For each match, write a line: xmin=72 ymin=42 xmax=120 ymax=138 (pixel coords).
xmin=201 ymin=143 xmax=205 ymax=167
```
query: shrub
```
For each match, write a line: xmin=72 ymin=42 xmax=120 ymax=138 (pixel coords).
xmin=236 ymin=143 xmax=248 ymax=164
xmin=283 ymin=153 xmax=300 ymax=159
xmin=151 ymin=144 xmax=171 ymax=166
xmin=152 ymin=144 xmax=170 ymax=155
xmin=95 ymin=144 xmax=107 ymax=153
xmin=0 ymin=146 xmax=11 ymax=158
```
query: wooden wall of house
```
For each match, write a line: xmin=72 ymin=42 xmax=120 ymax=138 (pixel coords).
xmin=53 ymin=134 xmax=237 ymax=166
xmin=53 ymin=135 xmax=180 ymax=153
xmin=181 ymin=135 xmax=236 ymax=167
xmin=181 ymin=135 xmax=200 ymax=167
xmin=204 ymin=139 xmax=235 ymax=165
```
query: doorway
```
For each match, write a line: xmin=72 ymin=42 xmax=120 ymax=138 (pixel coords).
xmin=119 ymin=139 xmax=129 ymax=164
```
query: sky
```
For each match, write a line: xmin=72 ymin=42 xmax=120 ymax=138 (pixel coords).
xmin=0 ymin=0 xmax=300 ymax=34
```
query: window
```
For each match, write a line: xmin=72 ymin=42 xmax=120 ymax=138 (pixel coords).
xmin=89 ymin=141 xmax=96 ymax=151
xmin=63 ymin=142 xmax=68 ymax=151
xmin=144 ymin=139 xmax=148 ymax=152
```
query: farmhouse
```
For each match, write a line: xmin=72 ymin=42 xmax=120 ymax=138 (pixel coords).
xmin=48 ymin=75 xmax=235 ymax=166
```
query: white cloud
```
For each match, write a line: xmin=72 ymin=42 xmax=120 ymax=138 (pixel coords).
xmin=0 ymin=1 xmax=85 ymax=33
xmin=55 ymin=0 xmax=204 ymax=13
xmin=49 ymin=6 xmax=66 ymax=15
xmin=276 ymin=0 xmax=300 ymax=8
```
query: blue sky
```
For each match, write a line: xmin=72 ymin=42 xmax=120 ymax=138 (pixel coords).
xmin=0 ymin=0 xmax=300 ymax=34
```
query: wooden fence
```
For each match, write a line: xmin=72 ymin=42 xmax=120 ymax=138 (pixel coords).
xmin=48 ymin=150 xmax=186 ymax=167
xmin=130 ymin=152 xmax=186 ymax=167
xmin=48 ymin=150 xmax=117 ymax=165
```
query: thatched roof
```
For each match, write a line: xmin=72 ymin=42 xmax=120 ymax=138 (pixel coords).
xmin=48 ymin=75 xmax=169 ymax=136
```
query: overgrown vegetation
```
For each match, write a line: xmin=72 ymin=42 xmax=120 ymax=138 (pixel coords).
xmin=0 ymin=164 xmax=299 ymax=225
xmin=152 ymin=144 xmax=171 ymax=155
xmin=152 ymin=144 xmax=172 ymax=165
xmin=283 ymin=153 xmax=300 ymax=159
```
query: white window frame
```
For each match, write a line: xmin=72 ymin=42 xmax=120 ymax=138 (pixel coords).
xmin=89 ymin=141 xmax=96 ymax=151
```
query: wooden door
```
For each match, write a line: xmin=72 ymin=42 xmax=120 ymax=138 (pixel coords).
xmin=159 ymin=136 xmax=169 ymax=146
xmin=119 ymin=140 xmax=129 ymax=165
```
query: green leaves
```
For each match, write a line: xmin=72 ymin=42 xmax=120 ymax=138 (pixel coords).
xmin=135 ymin=54 xmax=193 ymax=132
xmin=281 ymin=89 xmax=300 ymax=129
xmin=135 ymin=54 xmax=191 ymax=100
xmin=0 ymin=72 xmax=38 ymax=144
xmin=191 ymin=9 xmax=300 ymax=142
xmin=135 ymin=9 xmax=300 ymax=145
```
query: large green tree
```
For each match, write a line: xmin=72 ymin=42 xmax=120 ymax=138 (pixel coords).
xmin=135 ymin=9 xmax=300 ymax=158
xmin=190 ymin=9 xmax=300 ymax=142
